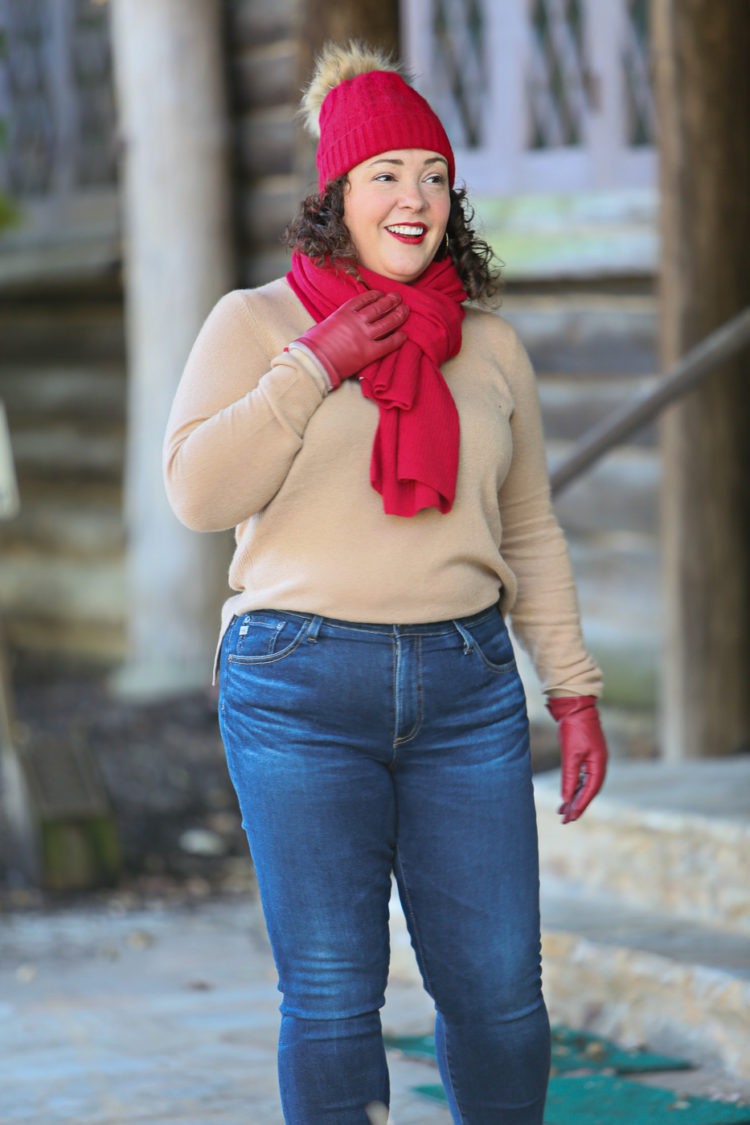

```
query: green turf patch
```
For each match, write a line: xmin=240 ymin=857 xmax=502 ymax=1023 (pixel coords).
xmin=545 ymin=1076 xmax=750 ymax=1124
xmin=549 ymin=1026 xmax=693 ymax=1075
xmin=414 ymin=1076 xmax=750 ymax=1124
xmin=384 ymin=1026 xmax=693 ymax=1075
xmin=383 ymin=1032 xmax=436 ymax=1060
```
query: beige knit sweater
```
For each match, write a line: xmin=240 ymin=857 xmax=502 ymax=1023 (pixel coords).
xmin=163 ymin=278 xmax=601 ymax=697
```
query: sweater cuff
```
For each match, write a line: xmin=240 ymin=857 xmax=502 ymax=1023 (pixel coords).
xmin=287 ymin=341 xmax=333 ymax=394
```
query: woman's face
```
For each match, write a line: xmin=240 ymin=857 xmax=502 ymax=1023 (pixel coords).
xmin=342 ymin=148 xmax=451 ymax=283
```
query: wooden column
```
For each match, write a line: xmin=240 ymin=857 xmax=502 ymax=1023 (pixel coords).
xmin=111 ymin=0 xmax=235 ymax=696
xmin=295 ymin=0 xmax=401 ymax=180
xmin=653 ymin=0 xmax=750 ymax=757
xmin=299 ymin=0 xmax=400 ymax=60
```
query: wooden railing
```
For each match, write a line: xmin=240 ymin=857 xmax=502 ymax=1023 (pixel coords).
xmin=550 ymin=307 xmax=750 ymax=496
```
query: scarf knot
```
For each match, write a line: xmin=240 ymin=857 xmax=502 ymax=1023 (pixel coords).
xmin=287 ymin=253 xmax=466 ymax=517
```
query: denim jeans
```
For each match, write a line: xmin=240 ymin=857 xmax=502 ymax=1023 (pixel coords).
xmin=218 ymin=605 xmax=550 ymax=1124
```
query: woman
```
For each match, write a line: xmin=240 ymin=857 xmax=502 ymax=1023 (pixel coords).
xmin=164 ymin=42 xmax=607 ymax=1125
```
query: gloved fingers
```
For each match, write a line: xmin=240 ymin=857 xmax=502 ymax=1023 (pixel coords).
xmin=369 ymin=328 xmax=408 ymax=360
xmin=564 ymin=767 xmax=602 ymax=822
xmin=560 ymin=748 xmax=606 ymax=822
xmin=367 ymin=302 xmax=410 ymax=340
xmin=560 ymin=748 xmax=584 ymax=805
xmin=347 ymin=290 xmax=387 ymax=313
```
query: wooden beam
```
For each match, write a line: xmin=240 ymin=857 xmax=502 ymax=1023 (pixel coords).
xmin=653 ymin=0 xmax=750 ymax=758
xmin=550 ymin=308 xmax=750 ymax=496
xmin=110 ymin=0 xmax=235 ymax=696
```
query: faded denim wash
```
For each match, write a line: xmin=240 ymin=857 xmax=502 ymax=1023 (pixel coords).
xmin=219 ymin=605 xmax=550 ymax=1124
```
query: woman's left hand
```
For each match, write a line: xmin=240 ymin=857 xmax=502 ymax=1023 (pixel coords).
xmin=546 ymin=695 xmax=607 ymax=823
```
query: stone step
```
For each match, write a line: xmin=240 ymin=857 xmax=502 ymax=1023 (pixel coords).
xmin=388 ymin=875 xmax=750 ymax=1079
xmin=539 ymin=876 xmax=750 ymax=1080
xmin=534 ymin=760 xmax=750 ymax=935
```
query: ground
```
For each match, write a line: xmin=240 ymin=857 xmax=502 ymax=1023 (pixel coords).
xmin=3 ymin=671 xmax=750 ymax=1122
xmin=2 ymin=667 xmax=563 ymax=897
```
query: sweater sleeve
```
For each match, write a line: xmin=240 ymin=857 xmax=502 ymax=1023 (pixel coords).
xmin=498 ymin=327 xmax=603 ymax=698
xmin=163 ymin=290 xmax=328 ymax=532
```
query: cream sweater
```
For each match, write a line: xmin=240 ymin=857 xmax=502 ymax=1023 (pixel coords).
xmin=163 ymin=278 xmax=602 ymax=697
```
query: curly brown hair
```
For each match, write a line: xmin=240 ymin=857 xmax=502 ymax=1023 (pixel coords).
xmin=285 ymin=176 xmax=503 ymax=305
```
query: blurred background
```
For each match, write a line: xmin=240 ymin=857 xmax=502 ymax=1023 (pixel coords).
xmin=0 ymin=0 xmax=748 ymax=1105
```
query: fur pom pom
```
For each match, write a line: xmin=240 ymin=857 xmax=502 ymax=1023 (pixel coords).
xmin=300 ymin=41 xmax=403 ymax=138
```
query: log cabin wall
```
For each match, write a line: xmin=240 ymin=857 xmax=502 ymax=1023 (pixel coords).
xmin=0 ymin=0 xmax=390 ymax=670
xmin=0 ymin=0 xmax=661 ymax=742
xmin=225 ymin=0 xmax=307 ymax=288
xmin=0 ymin=278 xmax=127 ymax=668
xmin=0 ymin=0 xmax=126 ymax=669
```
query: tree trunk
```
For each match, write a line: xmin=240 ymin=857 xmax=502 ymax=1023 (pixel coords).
xmin=110 ymin=0 xmax=235 ymax=696
xmin=653 ymin=0 xmax=750 ymax=757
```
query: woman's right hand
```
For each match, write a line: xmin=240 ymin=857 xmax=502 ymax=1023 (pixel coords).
xmin=292 ymin=290 xmax=409 ymax=388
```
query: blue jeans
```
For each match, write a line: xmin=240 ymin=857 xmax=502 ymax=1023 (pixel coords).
xmin=218 ymin=605 xmax=550 ymax=1124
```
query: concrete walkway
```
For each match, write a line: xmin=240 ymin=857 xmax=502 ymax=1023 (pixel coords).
xmin=1 ymin=892 xmax=452 ymax=1125
xmin=3 ymin=889 xmax=749 ymax=1124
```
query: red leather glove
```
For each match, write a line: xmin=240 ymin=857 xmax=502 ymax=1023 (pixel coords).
xmin=293 ymin=290 xmax=409 ymax=388
xmin=546 ymin=695 xmax=607 ymax=823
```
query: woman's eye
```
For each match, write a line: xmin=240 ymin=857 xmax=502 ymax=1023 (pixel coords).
xmin=374 ymin=173 xmax=396 ymax=183
xmin=425 ymin=174 xmax=446 ymax=185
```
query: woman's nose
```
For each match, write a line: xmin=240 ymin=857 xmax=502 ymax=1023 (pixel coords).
xmin=397 ymin=182 xmax=427 ymax=211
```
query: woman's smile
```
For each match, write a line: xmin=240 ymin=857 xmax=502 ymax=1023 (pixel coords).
xmin=385 ymin=222 xmax=428 ymax=244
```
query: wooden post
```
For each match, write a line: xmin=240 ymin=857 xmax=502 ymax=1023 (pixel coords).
xmin=298 ymin=0 xmax=400 ymax=59
xmin=295 ymin=0 xmax=401 ymax=182
xmin=110 ymin=0 xmax=235 ymax=696
xmin=653 ymin=0 xmax=750 ymax=758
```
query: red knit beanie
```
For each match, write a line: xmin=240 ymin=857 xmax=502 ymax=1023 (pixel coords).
xmin=317 ymin=70 xmax=455 ymax=191
xmin=302 ymin=43 xmax=455 ymax=193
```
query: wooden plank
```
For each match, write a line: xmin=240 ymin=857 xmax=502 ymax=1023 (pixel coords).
xmin=0 ymin=402 xmax=20 ymax=520
xmin=0 ymin=298 xmax=124 ymax=363
xmin=0 ymin=366 xmax=125 ymax=421
xmin=238 ymin=176 xmax=300 ymax=247
xmin=229 ymin=0 xmax=296 ymax=48
xmin=230 ymin=43 xmax=298 ymax=111
xmin=236 ymin=107 xmax=298 ymax=177
xmin=7 ymin=423 xmax=124 ymax=479
xmin=0 ymin=499 xmax=124 ymax=557
xmin=0 ymin=551 xmax=126 ymax=624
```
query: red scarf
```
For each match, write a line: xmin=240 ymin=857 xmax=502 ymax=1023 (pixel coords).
xmin=287 ymin=253 xmax=466 ymax=517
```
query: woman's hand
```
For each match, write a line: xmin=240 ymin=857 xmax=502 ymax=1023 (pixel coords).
xmin=292 ymin=290 xmax=409 ymax=388
xmin=546 ymin=695 xmax=607 ymax=823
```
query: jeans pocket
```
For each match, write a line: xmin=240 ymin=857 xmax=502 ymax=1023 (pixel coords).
xmin=227 ymin=613 xmax=310 ymax=666
xmin=460 ymin=613 xmax=516 ymax=674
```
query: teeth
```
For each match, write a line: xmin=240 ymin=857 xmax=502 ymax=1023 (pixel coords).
xmin=387 ymin=225 xmax=425 ymax=236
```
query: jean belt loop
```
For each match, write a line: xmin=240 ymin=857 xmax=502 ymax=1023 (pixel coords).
xmin=306 ymin=614 xmax=324 ymax=643
xmin=452 ymin=618 xmax=475 ymax=655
